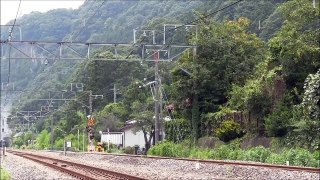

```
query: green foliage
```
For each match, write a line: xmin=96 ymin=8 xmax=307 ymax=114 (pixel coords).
xmin=269 ymin=0 xmax=319 ymax=91
xmin=208 ymin=141 xmax=243 ymax=160
xmin=148 ymin=141 xmax=190 ymax=158
xmin=243 ymin=146 xmax=271 ymax=163
xmin=216 ymin=120 xmax=244 ymax=142
xmin=265 ymin=153 xmax=286 ymax=164
xmin=265 ymin=100 xmax=292 ymax=137
xmin=54 ymin=138 xmax=65 ymax=148
xmin=300 ymin=69 xmax=320 ymax=122
xmin=149 ymin=141 xmax=319 ymax=167
xmin=52 ymin=131 xmax=87 ymax=151
xmin=11 ymin=131 xmax=36 ymax=148
xmin=191 ymin=94 xmax=200 ymax=143
xmin=164 ymin=118 xmax=191 ymax=143
xmin=313 ymin=151 xmax=320 ymax=164
xmin=189 ymin=147 xmax=212 ymax=159
xmin=171 ymin=17 xmax=267 ymax=144
xmin=122 ymin=81 xmax=156 ymax=151
xmin=36 ymin=130 xmax=51 ymax=150
xmin=201 ymin=107 xmax=235 ymax=137
xmin=287 ymin=70 xmax=320 ymax=150
xmin=0 ymin=167 xmax=11 ymax=180
xmin=12 ymin=136 xmax=24 ymax=148
xmin=173 ymin=17 xmax=267 ymax=112
xmin=228 ymin=59 xmax=281 ymax=112
xmin=200 ymin=113 xmax=222 ymax=137
xmin=266 ymin=148 xmax=319 ymax=167
xmin=259 ymin=7 xmax=284 ymax=39
xmin=96 ymin=103 xmax=126 ymax=132
xmin=228 ymin=58 xmax=288 ymax=135
xmin=122 ymin=146 xmax=135 ymax=154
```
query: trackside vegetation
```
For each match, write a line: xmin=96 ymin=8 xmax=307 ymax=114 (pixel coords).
xmin=0 ymin=167 xmax=11 ymax=180
xmin=148 ymin=140 xmax=320 ymax=168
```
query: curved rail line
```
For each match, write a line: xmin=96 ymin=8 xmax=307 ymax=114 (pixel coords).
xmin=7 ymin=150 xmax=146 ymax=180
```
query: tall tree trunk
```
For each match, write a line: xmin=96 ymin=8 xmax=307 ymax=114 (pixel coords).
xmin=142 ymin=127 xmax=148 ymax=150
xmin=146 ymin=125 xmax=155 ymax=152
xmin=142 ymin=126 xmax=154 ymax=153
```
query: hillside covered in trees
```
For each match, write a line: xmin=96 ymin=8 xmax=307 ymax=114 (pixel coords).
xmin=1 ymin=0 xmax=319 ymax=160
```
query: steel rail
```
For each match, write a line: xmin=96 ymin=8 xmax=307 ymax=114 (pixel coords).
xmin=89 ymin=152 xmax=320 ymax=174
xmin=8 ymin=150 xmax=146 ymax=180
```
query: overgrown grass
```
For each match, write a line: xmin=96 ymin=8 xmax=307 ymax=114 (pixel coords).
xmin=0 ymin=167 xmax=11 ymax=180
xmin=148 ymin=141 xmax=320 ymax=167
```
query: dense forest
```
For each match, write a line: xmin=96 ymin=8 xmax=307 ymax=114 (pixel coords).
xmin=1 ymin=0 xmax=319 ymax=163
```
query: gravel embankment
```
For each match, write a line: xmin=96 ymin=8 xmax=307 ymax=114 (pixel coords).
xmin=21 ymin=150 xmax=320 ymax=180
xmin=1 ymin=153 xmax=77 ymax=180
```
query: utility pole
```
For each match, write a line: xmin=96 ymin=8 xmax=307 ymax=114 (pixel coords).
xmin=159 ymin=78 xmax=163 ymax=141
xmin=110 ymin=84 xmax=119 ymax=103
xmin=113 ymin=84 xmax=116 ymax=103
xmin=191 ymin=47 xmax=199 ymax=144
xmin=313 ymin=0 xmax=316 ymax=8
xmin=88 ymin=90 xmax=93 ymax=151
xmin=0 ymin=117 xmax=2 ymax=156
xmin=77 ymin=128 xmax=80 ymax=151
xmin=82 ymin=129 xmax=85 ymax=152
xmin=87 ymin=90 xmax=103 ymax=151
xmin=154 ymin=50 xmax=160 ymax=144
xmin=89 ymin=90 xmax=93 ymax=115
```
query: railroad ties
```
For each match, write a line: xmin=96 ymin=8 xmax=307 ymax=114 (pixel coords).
xmin=7 ymin=150 xmax=146 ymax=180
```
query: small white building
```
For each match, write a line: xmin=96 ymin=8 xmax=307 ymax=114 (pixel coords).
xmin=100 ymin=132 xmax=124 ymax=146
xmin=102 ymin=118 xmax=172 ymax=149
xmin=122 ymin=124 xmax=146 ymax=148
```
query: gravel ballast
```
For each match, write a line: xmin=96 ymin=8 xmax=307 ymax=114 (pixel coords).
xmin=1 ymin=153 xmax=77 ymax=180
xmin=8 ymin=150 xmax=318 ymax=180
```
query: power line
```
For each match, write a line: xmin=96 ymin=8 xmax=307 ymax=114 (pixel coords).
xmin=148 ymin=0 xmax=246 ymax=75
xmin=7 ymin=0 xmax=22 ymax=41
xmin=130 ymin=0 xmax=244 ymax=63
xmin=70 ymin=1 xmax=107 ymax=42
xmin=6 ymin=0 xmax=22 ymax=88
xmin=161 ymin=0 xmax=244 ymax=48
xmin=150 ymin=0 xmax=245 ymax=140
xmin=173 ymin=0 xmax=244 ymax=32
xmin=4 ymin=0 xmax=245 ymax=110
xmin=41 ymin=1 xmax=106 ymax=75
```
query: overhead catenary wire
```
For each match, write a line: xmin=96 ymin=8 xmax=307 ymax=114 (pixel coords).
xmin=165 ymin=0 xmax=246 ymax=42
xmin=6 ymin=0 xmax=22 ymax=83
xmin=4 ymin=0 xmax=245 ymax=117
xmin=7 ymin=0 xmax=22 ymax=42
xmin=36 ymin=1 xmax=106 ymax=73
xmin=173 ymin=0 xmax=244 ymax=32
xmin=26 ymin=1 xmax=107 ymax=104
xmin=148 ymin=0 xmax=245 ymax=58
xmin=132 ymin=0 xmax=245 ymax=75
xmin=2 ymin=0 xmax=22 ymax=121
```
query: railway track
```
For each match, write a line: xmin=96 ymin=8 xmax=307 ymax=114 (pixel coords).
xmin=89 ymin=152 xmax=320 ymax=174
xmin=7 ymin=150 xmax=146 ymax=180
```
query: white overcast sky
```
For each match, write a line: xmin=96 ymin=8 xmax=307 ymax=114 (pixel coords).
xmin=1 ymin=0 xmax=85 ymax=25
